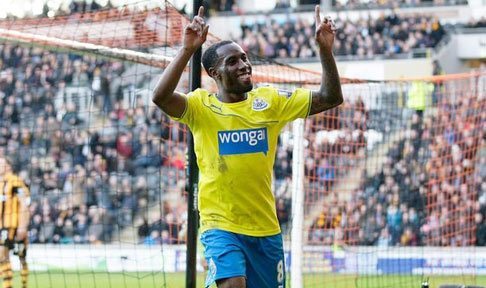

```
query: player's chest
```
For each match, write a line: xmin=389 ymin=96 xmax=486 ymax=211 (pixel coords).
xmin=197 ymin=104 xmax=279 ymax=156
xmin=202 ymin=99 xmax=278 ymax=127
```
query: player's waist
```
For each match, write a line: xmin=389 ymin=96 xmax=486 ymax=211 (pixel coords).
xmin=198 ymin=169 xmax=272 ymax=185
xmin=199 ymin=219 xmax=281 ymax=237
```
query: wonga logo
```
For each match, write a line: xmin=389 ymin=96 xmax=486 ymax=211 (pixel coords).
xmin=218 ymin=128 xmax=268 ymax=155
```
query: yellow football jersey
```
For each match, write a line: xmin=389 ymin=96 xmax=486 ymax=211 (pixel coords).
xmin=173 ymin=86 xmax=311 ymax=236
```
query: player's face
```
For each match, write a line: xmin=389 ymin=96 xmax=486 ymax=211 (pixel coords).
xmin=215 ymin=43 xmax=253 ymax=94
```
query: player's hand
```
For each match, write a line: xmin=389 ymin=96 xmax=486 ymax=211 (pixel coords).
xmin=183 ymin=6 xmax=209 ymax=52
xmin=16 ymin=228 xmax=27 ymax=241
xmin=314 ymin=5 xmax=336 ymax=53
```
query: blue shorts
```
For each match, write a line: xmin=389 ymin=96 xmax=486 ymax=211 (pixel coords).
xmin=200 ymin=229 xmax=285 ymax=288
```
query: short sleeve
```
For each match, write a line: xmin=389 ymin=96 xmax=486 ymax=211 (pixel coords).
xmin=169 ymin=89 xmax=204 ymax=127
xmin=276 ymin=88 xmax=312 ymax=123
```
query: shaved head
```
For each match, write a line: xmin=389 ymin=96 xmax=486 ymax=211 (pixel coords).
xmin=202 ymin=40 xmax=234 ymax=76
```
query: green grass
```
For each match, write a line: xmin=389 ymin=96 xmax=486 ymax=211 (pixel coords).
xmin=304 ymin=274 xmax=486 ymax=288
xmin=26 ymin=271 xmax=197 ymax=288
xmin=15 ymin=272 xmax=486 ymax=288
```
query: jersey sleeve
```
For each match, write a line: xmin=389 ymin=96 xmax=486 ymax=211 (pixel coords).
xmin=169 ymin=89 xmax=204 ymax=128
xmin=275 ymin=88 xmax=312 ymax=123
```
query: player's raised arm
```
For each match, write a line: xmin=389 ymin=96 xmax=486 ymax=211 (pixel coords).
xmin=152 ymin=6 xmax=209 ymax=118
xmin=309 ymin=5 xmax=343 ymax=115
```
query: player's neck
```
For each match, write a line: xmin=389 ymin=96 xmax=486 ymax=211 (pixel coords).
xmin=216 ymin=92 xmax=248 ymax=104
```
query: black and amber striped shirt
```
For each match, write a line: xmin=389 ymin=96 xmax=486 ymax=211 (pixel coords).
xmin=0 ymin=173 xmax=30 ymax=229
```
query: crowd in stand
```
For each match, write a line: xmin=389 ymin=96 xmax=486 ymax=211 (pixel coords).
xmin=59 ymin=0 xmax=471 ymax=15
xmin=238 ymin=11 xmax=445 ymax=59
xmin=464 ymin=17 xmax=486 ymax=28
xmin=306 ymin=122 xmax=430 ymax=246
xmin=214 ymin=0 xmax=468 ymax=13
xmin=0 ymin=1 xmax=484 ymax=248
xmin=11 ymin=0 xmax=479 ymax=62
xmin=331 ymin=0 xmax=468 ymax=10
xmin=303 ymin=86 xmax=485 ymax=246
xmin=0 ymin=44 xmax=187 ymax=245
xmin=1 ymin=42 xmax=483 ymax=247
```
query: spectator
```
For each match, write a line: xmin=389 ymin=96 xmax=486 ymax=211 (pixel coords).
xmin=306 ymin=81 xmax=482 ymax=247
xmin=0 ymin=10 xmax=482 ymax=249
xmin=237 ymin=13 xmax=446 ymax=59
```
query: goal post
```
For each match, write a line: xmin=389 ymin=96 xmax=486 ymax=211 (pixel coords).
xmin=0 ymin=28 xmax=172 ymax=67
xmin=291 ymin=118 xmax=305 ymax=288
xmin=289 ymin=73 xmax=485 ymax=288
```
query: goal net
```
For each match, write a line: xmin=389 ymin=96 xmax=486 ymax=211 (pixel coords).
xmin=0 ymin=1 xmax=193 ymax=287
xmin=0 ymin=1 xmax=484 ymax=288
xmin=293 ymin=74 xmax=485 ymax=287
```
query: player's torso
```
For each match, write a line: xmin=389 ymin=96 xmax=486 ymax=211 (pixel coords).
xmin=191 ymin=89 xmax=283 ymax=236
xmin=192 ymin=89 xmax=282 ymax=173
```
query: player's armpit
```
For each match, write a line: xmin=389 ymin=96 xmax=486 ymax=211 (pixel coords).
xmin=154 ymin=91 xmax=187 ymax=118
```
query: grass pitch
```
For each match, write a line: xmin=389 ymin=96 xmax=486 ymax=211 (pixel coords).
xmin=18 ymin=272 xmax=486 ymax=288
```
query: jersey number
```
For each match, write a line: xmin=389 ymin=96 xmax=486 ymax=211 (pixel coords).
xmin=277 ymin=259 xmax=284 ymax=283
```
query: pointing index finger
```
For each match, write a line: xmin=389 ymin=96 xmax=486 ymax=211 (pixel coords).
xmin=198 ymin=6 xmax=204 ymax=18
xmin=315 ymin=5 xmax=321 ymax=24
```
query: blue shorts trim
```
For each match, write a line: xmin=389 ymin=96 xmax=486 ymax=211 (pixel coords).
xmin=200 ymin=229 xmax=285 ymax=288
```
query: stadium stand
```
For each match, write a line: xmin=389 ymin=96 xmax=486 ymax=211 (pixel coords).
xmin=0 ymin=0 xmax=483 ymax=250
xmin=0 ymin=44 xmax=187 ymax=244
xmin=0 ymin=2 xmax=484 ymax=288
xmin=0 ymin=1 xmax=486 ymax=252
xmin=304 ymin=80 xmax=485 ymax=247
xmin=331 ymin=0 xmax=468 ymax=11
xmin=237 ymin=12 xmax=446 ymax=59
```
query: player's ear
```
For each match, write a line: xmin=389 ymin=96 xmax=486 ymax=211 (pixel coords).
xmin=208 ymin=67 xmax=220 ymax=79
